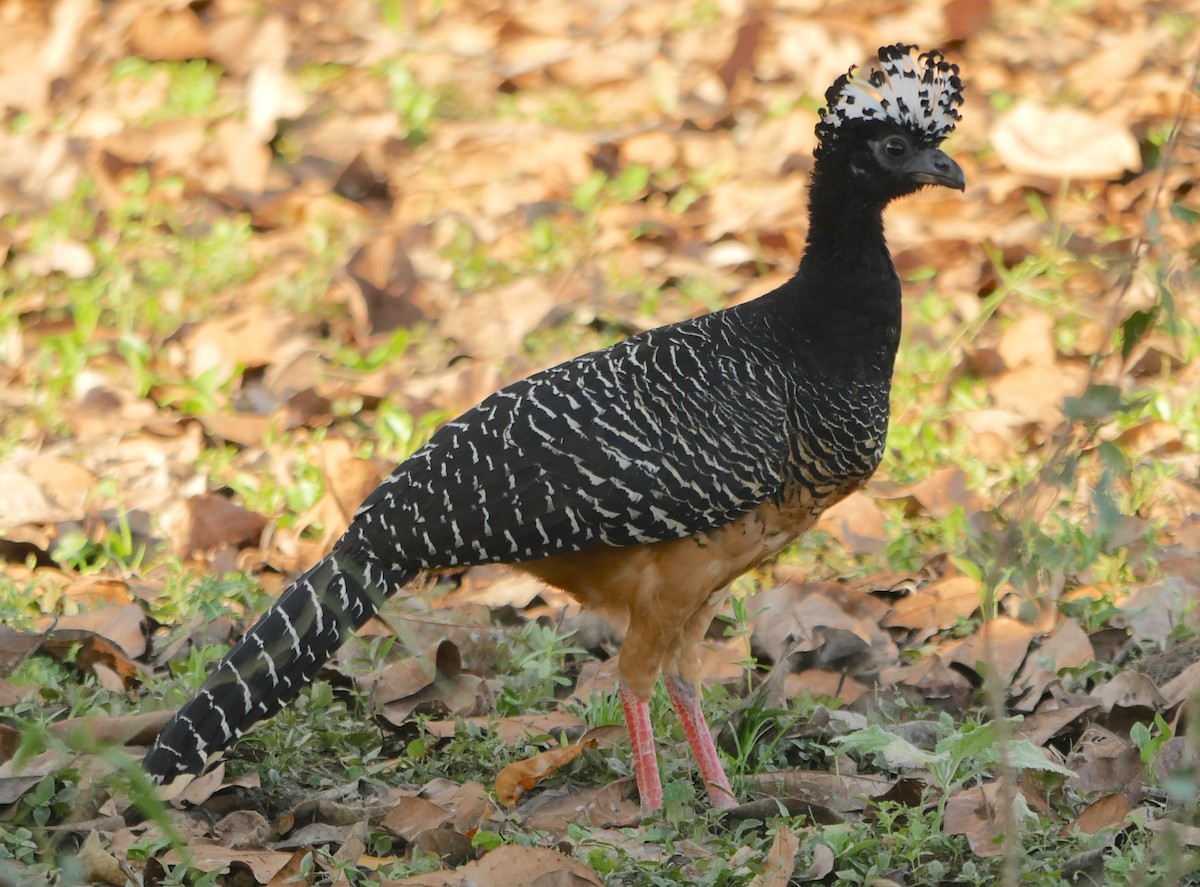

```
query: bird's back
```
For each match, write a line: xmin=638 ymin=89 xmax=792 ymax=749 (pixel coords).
xmin=349 ymin=296 xmax=808 ymax=572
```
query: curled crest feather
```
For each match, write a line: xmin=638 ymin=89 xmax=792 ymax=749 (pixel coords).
xmin=815 ymin=44 xmax=963 ymax=152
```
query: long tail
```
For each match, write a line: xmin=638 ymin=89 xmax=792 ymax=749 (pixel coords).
xmin=143 ymin=537 xmax=414 ymax=788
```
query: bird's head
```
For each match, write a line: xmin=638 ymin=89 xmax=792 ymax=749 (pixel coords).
xmin=814 ymin=44 xmax=965 ymax=202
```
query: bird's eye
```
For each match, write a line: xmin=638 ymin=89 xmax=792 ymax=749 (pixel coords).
xmin=885 ymin=138 xmax=907 ymax=157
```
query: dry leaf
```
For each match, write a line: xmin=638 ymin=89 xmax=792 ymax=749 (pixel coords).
xmin=0 ymin=625 xmax=46 ymax=679
xmin=382 ymin=797 xmax=454 ymax=841
xmin=424 ymin=711 xmax=588 ymax=745
xmin=363 ymin=639 xmax=491 ymax=728
xmin=344 ymin=232 xmax=426 ymax=337
xmin=992 ymin=102 xmax=1140 ymax=180
xmin=944 ymin=780 xmax=1020 ymax=857
xmin=267 ymin=849 xmax=313 ymax=887
xmin=884 ymin=575 xmax=980 ymax=632
xmin=163 ymin=844 xmax=297 ymax=884
xmin=749 ymin=826 xmax=799 ymax=887
xmin=1091 ymin=671 xmax=1166 ymax=712
xmin=1066 ymin=727 xmax=1145 ymax=798
xmin=796 ymin=843 xmax=835 ymax=882
xmin=943 ymin=617 xmax=1034 ymax=686
xmin=387 ymin=845 xmax=603 ymax=887
xmin=178 ymin=493 xmax=268 ymax=558
xmin=1063 ymin=793 xmax=1131 ymax=836
xmin=77 ymin=831 xmax=125 ymax=887
xmin=495 ymin=739 xmax=596 ymax=807
xmin=741 ymin=771 xmax=895 ymax=814
xmin=517 ymin=778 xmax=640 ymax=831
xmin=128 ymin=8 xmax=209 ymax=61
xmin=817 ymin=492 xmax=887 ymax=554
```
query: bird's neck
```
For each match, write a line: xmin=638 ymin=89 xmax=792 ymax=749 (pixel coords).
xmin=769 ymin=165 xmax=901 ymax=367
xmin=798 ymin=167 xmax=893 ymax=276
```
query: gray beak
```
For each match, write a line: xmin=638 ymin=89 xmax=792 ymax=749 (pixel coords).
xmin=907 ymin=147 xmax=966 ymax=191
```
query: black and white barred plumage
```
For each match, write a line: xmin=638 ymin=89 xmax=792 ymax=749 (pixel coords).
xmin=143 ymin=299 xmax=885 ymax=783
xmin=144 ymin=43 xmax=962 ymax=789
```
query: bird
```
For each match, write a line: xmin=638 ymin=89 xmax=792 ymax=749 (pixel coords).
xmin=144 ymin=43 xmax=965 ymax=816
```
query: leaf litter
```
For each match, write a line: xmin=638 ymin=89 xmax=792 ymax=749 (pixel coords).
xmin=0 ymin=0 xmax=1198 ymax=884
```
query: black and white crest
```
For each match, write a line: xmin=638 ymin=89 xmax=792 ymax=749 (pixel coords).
xmin=816 ymin=44 xmax=963 ymax=147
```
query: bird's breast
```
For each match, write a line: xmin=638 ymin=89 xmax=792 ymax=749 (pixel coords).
xmin=517 ymin=496 xmax=820 ymax=631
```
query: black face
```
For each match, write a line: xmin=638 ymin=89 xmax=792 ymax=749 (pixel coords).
xmin=844 ymin=126 xmax=965 ymax=200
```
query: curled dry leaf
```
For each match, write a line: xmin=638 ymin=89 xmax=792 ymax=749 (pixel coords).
xmin=0 ymin=624 xmax=46 ymax=679
xmin=266 ymin=849 xmax=312 ymax=887
xmin=344 ymin=232 xmax=426 ymax=337
xmin=1012 ymin=619 xmax=1095 ymax=712
xmin=331 ymin=819 xmax=370 ymax=887
xmin=371 ymin=639 xmax=493 ymax=726
xmin=35 ymin=603 xmax=146 ymax=658
xmin=50 ymin=710 xmax=171 ymax=747
xmin=127 ymin=8 xmax=209 ymax=61
xmin=796 ymin=843 xmax=835 ymax=882
xmin=997 ymin=311 xmax=1057 ymax=370
xmin=0 ymin=469 xmax=65 ymax=525
xmin=879 ymin=654 xmax=973 ymax=713
xmin=40 ymin=633 xmax=145 ymax=687
xmin=1160 ymin=660 xmax=1200 ymax=708
xmin=410 ymin=828 xmax=474 ymax=868
xmin=186 ymin=305 xmax=300 ymax=381
xmin=895 ymin=467 xmax=983 ymax=521
xmin=785 ymin=669 xmax=870 ymax=705
xmin=214 ymin=810 xmax=274 ymax=850
xmin=419 ymin=778 xmax=492 ymax=834
xmin=1133 ymin=811 xmax=1200 ymax=848
xmin=495 ymin=738 xmax=596 ymax=807
xmin=1111 ymin=579 xmax=1200 ymax=644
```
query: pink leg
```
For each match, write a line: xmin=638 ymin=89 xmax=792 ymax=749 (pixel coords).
xmin=664 ymin=675 xmax=737 ymax=810
xmin=619 ymin=680 xmax=663 ymax=814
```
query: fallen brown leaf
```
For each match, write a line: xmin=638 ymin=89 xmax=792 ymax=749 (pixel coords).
xmin=77 ymin=830 xmax=125 ymax=887
xmin=943 ymin=616 xmax=1034 ymax=686
xmin=517 ymin=777 xmax=640 ymax=831
xmin=749 ymin=826 xmax=799 ymax=887
xmin=795 ymin=843 xmax=835 ymax=882
xmin=163 ymin=843 xmax=297 ymax=884
xmin=944 ymin=780 xmax=1017 ymax=857
xmin=884 ymin=575 xmax=980 ymax=633
xmin=386 ymin=845 xmax=603 ymax=886
xmin=266 ymin=848 xmax=312 ymax=887
xmin=741 ymin=770 xmax=896 ymax=815
xmin=992 ymin=102 xmax=1141 ymax=180
xmin=381 ymin=797 xmax=454 ymax=841
xmin=495 ymin=739 xmax=596 ymax=807
xmin=1063 ymin=793 xmax=1131 ymax=836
